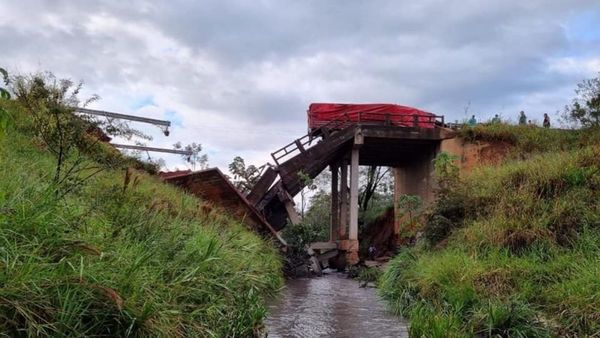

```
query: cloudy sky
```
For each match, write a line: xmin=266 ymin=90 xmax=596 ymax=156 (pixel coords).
xmin=1 ymin=0 xmax=599 ymax=171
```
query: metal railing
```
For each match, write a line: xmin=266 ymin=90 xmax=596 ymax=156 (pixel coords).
xmin=271 ymin=118 xmax=352 ymax=165
xmin=271 ymin=112 xmax=445 ymax=166
xmin=309 ymin=111 xmax=444 ymax=129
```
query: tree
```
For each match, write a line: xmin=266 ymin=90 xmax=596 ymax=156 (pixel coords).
xmin=432 ymin=151 xmax=459 ymax=198
xmin=12 ymin=71 xmax=151 ymax=195
xmin=0 ymin=67 xmax=11 ymax=138
xmin=297 ymin=170 xmax=318 ymax=218
xmin=396 ymin=194 xmax=422 ymax=222
xmin=13 ymin=72 xmax=102 ymax=189
xmin=228 ymin=156 xmax=262 ymax=193
xmin=423 ymin=151 xmax=463 ymax=245
xmin=564 ymin=72 xmax=600 ymax=128
xmin=359 ymin=166 xmax=392 ymax=212
xmin=173 ymin=142 xmax=208 ymax=170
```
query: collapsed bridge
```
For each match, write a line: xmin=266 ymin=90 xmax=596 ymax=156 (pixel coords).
xmin=164 ymin=103 xmax=456 ymax=265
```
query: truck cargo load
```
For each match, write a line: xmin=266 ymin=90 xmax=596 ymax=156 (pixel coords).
xmin=308 ymin=103 xmax=438 ymax=130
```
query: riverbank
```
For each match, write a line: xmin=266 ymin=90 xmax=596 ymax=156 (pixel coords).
xmin=380 ymin=126 xmax=600 ymax=337
xmin=0 ymin=98 xmax=283 ymax=336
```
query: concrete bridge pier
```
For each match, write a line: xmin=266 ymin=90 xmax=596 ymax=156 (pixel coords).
xmin=328 ymin=134 xmax=363 ymax=266
xmin=337 ymin=131 xmax=363 ymax=265
xmin=339 ymin=162 xmax=349 ymax=239
xmin=344 ymin=145 xmax=361 ymax=265
xmin=329 ymin=164 xmax=339 ymax=242
xmin=393 ymin=145 xmax=438 ymax=244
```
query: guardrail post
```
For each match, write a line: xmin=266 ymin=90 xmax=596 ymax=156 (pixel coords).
xmin=295 ymin=139 xmax=305 ymax=153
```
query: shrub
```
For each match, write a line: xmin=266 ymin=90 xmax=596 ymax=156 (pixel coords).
xmin=0 ymin=67 xmax=12 ymax=138
xmin=472 ymin=300 xmax=549 ymax=337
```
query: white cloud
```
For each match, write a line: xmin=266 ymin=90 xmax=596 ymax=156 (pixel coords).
xmin=1 ymin=0 xmax=599 ymax=172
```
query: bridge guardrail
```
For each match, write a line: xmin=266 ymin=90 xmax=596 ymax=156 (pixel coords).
xmin=271 ymin=112 xmax=445 ymax=165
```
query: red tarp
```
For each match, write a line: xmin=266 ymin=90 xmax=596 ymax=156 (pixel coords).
xmin=308 ymin=103 xmax=437 ymax=130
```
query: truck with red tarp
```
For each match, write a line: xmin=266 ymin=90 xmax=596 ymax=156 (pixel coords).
xmin=307 ymin=103 xmax=442 ymax=131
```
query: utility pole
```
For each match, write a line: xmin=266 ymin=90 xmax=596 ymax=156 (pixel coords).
xmin=111 ymin=144 xmax=193 ymax=156
xmin=75 ymin=107 xmax=171 ymax=136
xmin=76 ymin=107 xmax=191 ymax=155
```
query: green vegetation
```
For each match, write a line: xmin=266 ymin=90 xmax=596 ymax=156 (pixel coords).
xmin=0 ymin=76 xmax=282 ymax=336
xmin=563 ymin=72 xmax=600 ymax=128
xmin=0 ymin=67 xmax=12 ymax=138
xmin=458 ymin=123 xmax=597 ymax=155
xmin=381 ymin=126 xmax=600 ymax=337
xmin=357 ymin=266 xmax=382 ymax=285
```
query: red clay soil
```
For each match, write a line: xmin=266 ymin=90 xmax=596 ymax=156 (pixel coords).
xmin=441 ymin=138 xmax=513 ymax=173
xmin=362 ymin=207 xmax=397 ymax=258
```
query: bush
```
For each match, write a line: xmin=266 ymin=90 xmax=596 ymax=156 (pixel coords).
xmin=472 ymin=300 xmax=549 ymax=337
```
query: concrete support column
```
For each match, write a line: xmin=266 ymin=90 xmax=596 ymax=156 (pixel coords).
xmin=393 ymin=149 xmax=436 ymax=204
xmin=284 ymin=200 xmax=301 ymax=226
xmin=349 ymin=148 xmax=360 ymax=241
xmin=339 ymin=163 xmax=348 ymax=239
xmin=393 ymin=146 xmax=438 ymax=243
xmin=330 ymin=164 xmax=339 ymax=242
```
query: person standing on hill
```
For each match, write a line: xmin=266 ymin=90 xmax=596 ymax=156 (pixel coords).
xmin=543 ymin=113 xmax=551 ymax=128
xmin=491 ymin=114 xmax=501 ymax=124
xmin=468 ymin=115 xmax=477 ymax=126
xmin=519 ymin=111 xmax=527 ymax=125
xmin=468 ymin=115 xmax=477 ymax=127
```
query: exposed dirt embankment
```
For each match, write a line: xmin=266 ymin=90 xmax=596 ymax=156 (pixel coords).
xmin=441 ymin=137 xmax=513 ymax=173
xmin=362 ymin=207 xmax=396 ymax=256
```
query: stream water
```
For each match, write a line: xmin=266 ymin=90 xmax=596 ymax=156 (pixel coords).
xmin=265 ymin=271 xmax=409 ymax=337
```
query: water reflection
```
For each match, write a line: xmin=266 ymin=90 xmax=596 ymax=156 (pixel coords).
xmin=265 ymin=271 xmax=408 ymax=338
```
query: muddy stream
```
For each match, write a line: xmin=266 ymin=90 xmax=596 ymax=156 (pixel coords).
xmin=265 ymin=271 xmax=409 ymax=337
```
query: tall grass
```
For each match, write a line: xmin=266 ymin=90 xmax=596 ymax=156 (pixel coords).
xmin=380 ymin=136 xmax=600 ymax=336
xmin=0 ymin=101 xmax=282 ymax=336
xmin=458 ymin=123 xmax=600 ymax=156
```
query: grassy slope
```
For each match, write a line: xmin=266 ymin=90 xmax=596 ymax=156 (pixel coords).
xmin=381 ymin=125 xmax=600 ymax=337
xmin=0 ymin=101 xmax=282 ymax=337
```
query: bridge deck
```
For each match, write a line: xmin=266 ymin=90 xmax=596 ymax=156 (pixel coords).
xmin=163 ymin=168 xmax=282 ymax=241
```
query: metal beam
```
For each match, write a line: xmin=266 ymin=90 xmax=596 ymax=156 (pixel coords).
xmin=76 ymin=108 xmax=171 ymax=127
xmin=110 ymin=143 xmax=193 ymax=155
